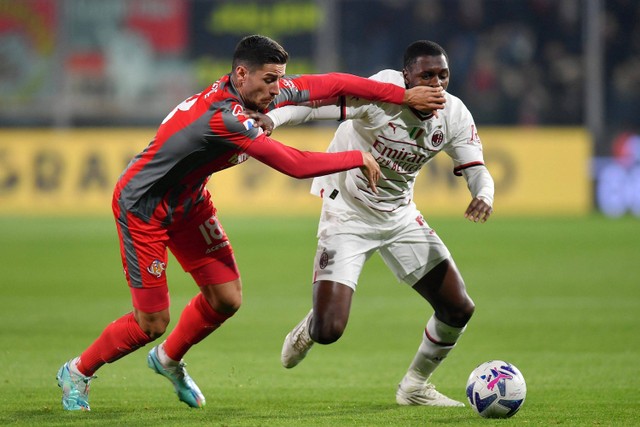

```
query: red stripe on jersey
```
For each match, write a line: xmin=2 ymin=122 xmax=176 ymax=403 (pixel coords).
xmin=453 ymin=161 xmax=485 ymax=176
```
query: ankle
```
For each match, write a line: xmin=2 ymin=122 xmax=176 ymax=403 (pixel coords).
xmin=401 ymin=371 xmax=428 ymax=390
xmin=157 ymin=343 xmax=180 ymax=367
xmin=71 ymin=357 xmax=92 ymax=377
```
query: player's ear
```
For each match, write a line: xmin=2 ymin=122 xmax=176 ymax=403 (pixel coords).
xmin=235 ymin=65 xmax=249 ymax=85
xmin=402 ymin=68 xmax=410 ymax=86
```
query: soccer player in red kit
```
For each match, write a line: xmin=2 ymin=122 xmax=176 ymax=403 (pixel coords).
xmin=55 ymin=34 xmax=447 ymax=411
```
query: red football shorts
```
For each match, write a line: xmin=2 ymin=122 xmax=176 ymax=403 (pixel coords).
xmin=114 ymin=200 xmax=239 ymax=313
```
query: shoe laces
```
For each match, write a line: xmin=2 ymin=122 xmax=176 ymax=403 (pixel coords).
xmin=70 ymin=372 xmax=96 ymax=392
xmin=291 ymin=322 xmax=312 ymax=353
xmin=164 ymin=360 xmax=189 ymax=379
xmin=420 ymin=382 xmax=448 ymax=399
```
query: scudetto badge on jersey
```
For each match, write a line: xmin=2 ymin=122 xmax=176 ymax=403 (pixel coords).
xmin=147 ymin=260 xmax=166 ymax=278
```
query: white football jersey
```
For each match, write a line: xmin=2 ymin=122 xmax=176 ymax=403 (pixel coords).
xmin=268 ymin=69 xmax=491 ymax=222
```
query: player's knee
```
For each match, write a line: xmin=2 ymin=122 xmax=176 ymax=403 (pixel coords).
xmin=436 ymin=298 xmax=475 ymax=328
xmin=145 ymin=327 xmax=166 ymax=341
xmin=217 ymin=301 xmax=241 ymax=315
xmin=443 ymin=298 xmax=475 ymax=327
xmin=208 ymin=292 xmax=242 ymax=315
xmin=458 ymin=298 xmax=475 ymax=324
xmin=200 ymin=280 xmax=242 ymax=315
xmin=310 ymin=318 xmax=346 ymax=344
xmin=138 ymin=316 xmax=170 ymax=340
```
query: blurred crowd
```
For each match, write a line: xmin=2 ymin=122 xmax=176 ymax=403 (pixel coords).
xmin=1 ymin=0 xmax=639 ymax=144
xmin=341 ymin=0 xmax=640 ymax=134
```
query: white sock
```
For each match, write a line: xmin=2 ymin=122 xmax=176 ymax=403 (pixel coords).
xmin=400 ymin=315 xmax=466 ymax=389
xmin=69 ymin=357 xmax=84 ymax=376
xmin=157 ymin=342 xmax=179 ymax=366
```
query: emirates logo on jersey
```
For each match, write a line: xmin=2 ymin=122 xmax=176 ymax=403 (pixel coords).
xmin=431 ymin=130 xmax=444 ymax=147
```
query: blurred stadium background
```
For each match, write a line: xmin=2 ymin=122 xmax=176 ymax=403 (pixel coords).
xmin=0 ymin=0 xmax=638 ymax=217
xmin=1 ymin=2 xmax=639 ymax=423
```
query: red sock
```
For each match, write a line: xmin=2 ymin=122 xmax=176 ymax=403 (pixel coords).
xmin=163 ymin=293 xmax=232 ymax=361
xmin=76 ymin=312 xmax=151 ymax=376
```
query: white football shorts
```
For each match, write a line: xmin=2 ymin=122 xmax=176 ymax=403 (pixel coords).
xmin=312 ymin=206 xmax=451 ymax=291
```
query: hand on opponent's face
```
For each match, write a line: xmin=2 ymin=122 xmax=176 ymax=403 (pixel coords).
xmin=403 ymin=86 xmax=446 ymax=117
xmin=403 ymin=54 xmax=450 ymax=116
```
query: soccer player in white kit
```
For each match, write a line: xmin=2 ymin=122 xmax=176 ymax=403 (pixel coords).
xmin=263 ymin=40 xmax=495 ymax=407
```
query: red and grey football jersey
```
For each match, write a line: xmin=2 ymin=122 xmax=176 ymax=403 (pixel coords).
xmin=114 ymin=73 xmax=405 ymax=224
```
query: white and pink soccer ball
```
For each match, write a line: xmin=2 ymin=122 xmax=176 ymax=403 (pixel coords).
xmin=466 ymin=360 xmax=527 ymax=418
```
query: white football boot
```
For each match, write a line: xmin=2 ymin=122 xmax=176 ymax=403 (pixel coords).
xmin=281 ymin=310 xmax=314 ymax=368
xmin=396 ymin=382 xmax=465 ymax=407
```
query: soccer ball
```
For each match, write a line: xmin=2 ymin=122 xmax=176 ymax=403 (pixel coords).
xmin=465 ymin=360 xmax=526 ymax=418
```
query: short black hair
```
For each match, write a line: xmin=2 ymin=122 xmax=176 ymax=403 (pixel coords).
xmin=403 ymin=40 xmax=448 ymax=69
xmin=232 ymin=35 xmax=289 ymax=71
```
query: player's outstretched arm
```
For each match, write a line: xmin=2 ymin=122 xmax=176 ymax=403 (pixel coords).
xmin=247 ymin=102 xmax=339 ymax=136
xmin=244 ymin=134 xmax=380 ymax=193
xmin=276 ymin=73 xmax=445 ymax=113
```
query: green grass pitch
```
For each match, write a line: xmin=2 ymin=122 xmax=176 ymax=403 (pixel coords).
xmin=0 ymin=214 xmax=638 ymax=426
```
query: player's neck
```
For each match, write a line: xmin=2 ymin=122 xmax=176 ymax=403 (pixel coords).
xmin=410 ymin=107 xmax=434 ymax=121
xmin=230 ymin=74 xmax=250 ymax=108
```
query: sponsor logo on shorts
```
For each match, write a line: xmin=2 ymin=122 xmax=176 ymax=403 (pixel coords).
xmin=319 ymin=249 xmax=330 ymax=269
xmin=205 ymin=240 xmax=230 ymax=254
xmin=147 ymin=260 xmax=166 ymax=278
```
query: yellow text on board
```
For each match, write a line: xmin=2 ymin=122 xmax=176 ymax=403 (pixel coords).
xmin=0 ymin=127 xmax=591 ymax=217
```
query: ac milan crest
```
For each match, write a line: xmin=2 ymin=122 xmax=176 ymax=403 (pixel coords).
xmin=431 ymin=129 xmax=444 ymax=147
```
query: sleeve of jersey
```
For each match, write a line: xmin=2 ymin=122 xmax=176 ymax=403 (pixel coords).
xmin=443 ymin=104 xmax=486 ymax=177
xmin=462 ymin=166 xmax=495 ymax=206
xmin=271 ymin=73 xmax=404 ymax=109
xmin=267 ymin=97 xmax=369 ymax=128
xmin=267 ymin=104 xmax=341 ymax=128
xmin=244 ymin=134 xmax=363 ymax=179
